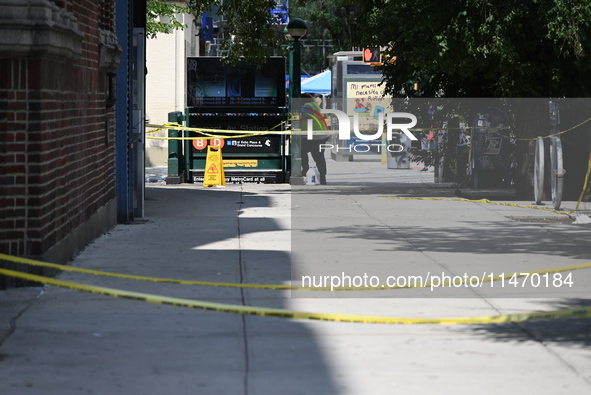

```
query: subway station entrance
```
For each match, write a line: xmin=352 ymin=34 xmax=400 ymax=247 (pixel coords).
xmin=167 ymin=57 xmax=289 ymax=184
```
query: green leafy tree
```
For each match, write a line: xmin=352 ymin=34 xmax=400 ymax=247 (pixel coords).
xmin=358 ymin=0 xmax=591 ymax=98
xmin=210 ymin=0 xmax=285 ymax=64
xmin=146 ymin=0 xmax=365 ymax=68
xmin=146 ymin=0 xmax=197 ymax=39
xmin=357 ymin=1 xmax=591 ymax=198
xmin=147 ymin=0 xmax=285 ymax=65
xmin=289 ymin=0 xmax=364 ymax=71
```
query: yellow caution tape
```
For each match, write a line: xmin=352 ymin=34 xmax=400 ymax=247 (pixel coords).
xmin=146 ymin=121 xmax=288 ymax=134
xmin=145 ymin=122 xmax=289 ymax=141
xmin=1 ymin=253 xmax=591 ymax=291
xmin=145 ymin=122 xmax=512 ymax=142
xmin=147 ymin=114 xmax=591 ymax=141
xmin=380 ymin=196 xmax=575 ymax=216
xmin=145 ymin=123 xmax=338 ymax=140
xmin=0 ymin=253 xmax=289 ymax=289
xmin=1 ymin=267 xmax=590 ymax=324
xmin=569 ymin=153 xmax=591 ymax=214
xmin=397 ymin=153 xmax=590 ymax=215
xmin=513 ymin=116 xmax=591 ymax=141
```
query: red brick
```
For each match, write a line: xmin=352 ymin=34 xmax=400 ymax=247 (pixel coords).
xmin=0 ymin=0 xmax=117 ymax=272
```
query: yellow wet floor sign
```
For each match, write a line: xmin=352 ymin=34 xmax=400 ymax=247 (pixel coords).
xmin=203 ymin=145 xmax=226 ymax=187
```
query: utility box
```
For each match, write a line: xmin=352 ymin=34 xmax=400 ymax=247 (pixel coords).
xmin=472 ymin=107 xmax=511 ymax=189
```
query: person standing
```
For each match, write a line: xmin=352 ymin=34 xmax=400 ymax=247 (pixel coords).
xmin=300 ymin=94 xmax=329 ymax=184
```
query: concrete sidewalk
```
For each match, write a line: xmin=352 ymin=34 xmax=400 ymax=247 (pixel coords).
xmin=1 ymin=157 xmax=591 ymax=394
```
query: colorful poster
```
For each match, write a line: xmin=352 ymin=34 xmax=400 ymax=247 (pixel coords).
xmin=346 ymin=81 xmax=391 ymax=132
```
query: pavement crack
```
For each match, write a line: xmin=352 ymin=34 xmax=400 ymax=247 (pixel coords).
xmin=512 ymin=321 xmax=591 ymax=387
xmin=237 ymin=184 xmax=250 ymax=395
xmin=0 ymin=291 xmax=39 ymax=349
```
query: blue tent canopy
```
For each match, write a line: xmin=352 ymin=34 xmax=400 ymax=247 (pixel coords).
xmin=285 ymin=74 xmax=309 ymax=88
xmin=301 ymin=69 xmax=331 ymax=95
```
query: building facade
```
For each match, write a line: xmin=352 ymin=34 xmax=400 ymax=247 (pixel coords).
xmin=0 ymin=0 xmax=123 ymax=288
xmin=146 ymin=5 xmax=198 ymax=167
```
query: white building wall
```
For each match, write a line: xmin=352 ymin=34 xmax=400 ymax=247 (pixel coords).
xmin=146 ymin=9 xmax=198 ymax=167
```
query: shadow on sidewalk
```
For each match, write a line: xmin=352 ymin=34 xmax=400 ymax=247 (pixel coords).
xmin=0 ymin=185 xmax=340 ymax=394
xmin=143 ymin=186 xmax=341 ymax=394
xmin=293 ymin=182 xmax=459 ymax=199
xmin=466 ymin=298 xmax=591 ymax=347
xmin=294 ymin=220 xmax=591 ymax=260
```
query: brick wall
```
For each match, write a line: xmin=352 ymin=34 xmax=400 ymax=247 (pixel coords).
xmin=0 ymin=0 xmax=120 ymax=288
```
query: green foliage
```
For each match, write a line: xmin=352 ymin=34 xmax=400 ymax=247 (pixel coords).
xmin=213 ymin=0 xmax=284 ymax=65
xmin=289 ymin=0 xmax=362 ymax=49
xmin=354 ymin=1 xmax=591 ymax=199
xmin=147 ymin=0 xmax=284 ymax=65
xmin=147 ymin=1 xmax=591 ymax=91
xmin=357 ymin=0 xmax=591 ymax=98
xmin=146 ymin=0 xmax=196 ymax=39
xmin=289 ymin=0 xmax=366 ymax=70
xmin=146 ymin=0 xmax=366 ymax=68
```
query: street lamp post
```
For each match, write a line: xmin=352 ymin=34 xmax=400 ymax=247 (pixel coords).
xmin=286 ymin=18 xmax=307 ymax=178
xmin=287 ymin=18 xmax=307 ymax=103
